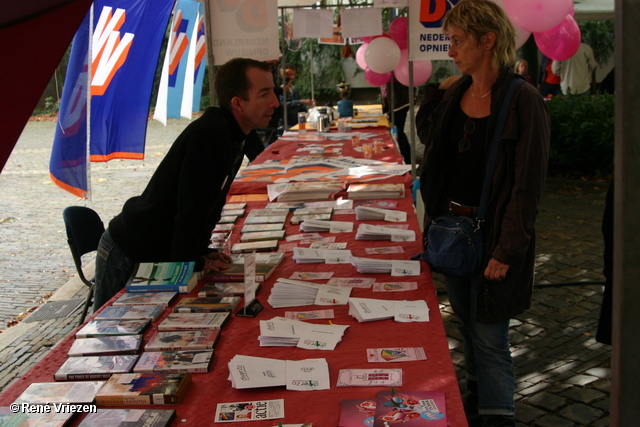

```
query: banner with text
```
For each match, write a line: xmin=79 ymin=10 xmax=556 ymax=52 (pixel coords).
xmin=208 ymin=0 xmax=281 ymax=65
xmin=408 ymin=0 xmax=459 ymax=61
xmin=50 ymin=0 xmax=174 ymax=198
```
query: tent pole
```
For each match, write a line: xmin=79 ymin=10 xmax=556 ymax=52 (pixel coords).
xmin=203 ymin=0 xmax=217 ymax=106
xmin=86 ymin=4 xmax=93 ymax=201
xmin=407 ymin=7 xmax=416 ymax=181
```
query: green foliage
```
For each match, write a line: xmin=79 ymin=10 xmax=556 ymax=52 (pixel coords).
xmin=284 ymin=38 xmax=348 ymax=100
xmin=547 ymin=93 xmax=614 ymax=177
xmin=578 ymin=20 xmax=615 ymax=65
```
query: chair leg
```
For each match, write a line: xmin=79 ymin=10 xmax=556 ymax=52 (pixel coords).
xmin=77 ymin=285 xmax=94 ymax=327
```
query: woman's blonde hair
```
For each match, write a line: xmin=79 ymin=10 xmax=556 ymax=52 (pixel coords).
xmin=515 ymin=59 xmax=529 ymax=73
xmin=443 ymin=0 xmax=516 ymax=70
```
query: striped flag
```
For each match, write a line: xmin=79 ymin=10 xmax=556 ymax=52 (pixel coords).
xmin=50 ymin=0 xmax=174 ymax=198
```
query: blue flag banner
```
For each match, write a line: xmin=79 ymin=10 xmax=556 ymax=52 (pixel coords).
xmin=50 ymin=0 xmax=174 ymax=198
xmin=167 ymin=0 xmax=200 ymax=119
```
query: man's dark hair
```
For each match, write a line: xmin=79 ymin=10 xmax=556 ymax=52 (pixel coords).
xmin=215 ymin=58 xmax=271 ymax=110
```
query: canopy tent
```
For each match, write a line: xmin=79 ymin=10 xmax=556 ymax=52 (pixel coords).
xmin=0 ymin=0 xmax=93 ymax=172
xmin=0 ymin=0 xmax=616 ymax=174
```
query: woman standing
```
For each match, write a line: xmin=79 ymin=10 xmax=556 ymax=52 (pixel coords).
xmin=416 ymin=1 xmax=550 ymax=426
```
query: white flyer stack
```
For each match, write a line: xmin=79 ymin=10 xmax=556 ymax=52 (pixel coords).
xmin=228 ymin=355 xmax=330 ymax=391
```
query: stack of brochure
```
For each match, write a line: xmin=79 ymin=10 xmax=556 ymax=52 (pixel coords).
xmin=348 ymin=297 xmax=395 ymax=322
xmin=299 ymin=220 xmax=354 ymax=233
xmin=269 ymin=181 xmax=344 ymax=202
xmin=258 ymin=316 xmax=350 ymax=350
xmin=355 ymin=206 xmax=407 ymax=222
xmin=355 ymin=224 xmax=415 ymax=241
xmin=267 ymin=279 xmax=352 ymax=308
xmin=293 ymin=247 xmax=353 ymax=264
xmin=350 ymin=256 xmax=393 ymax=274
xmin=228 ymin=355 xmax=330 ymax=391
xmin=348 ymin=298 xmax=430 ymax=323
xmin=259 ymin=317 xmax=308 ymax=346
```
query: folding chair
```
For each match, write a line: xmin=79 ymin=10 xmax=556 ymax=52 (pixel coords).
xmin=62 ymin=206 xmax=105 ymax=326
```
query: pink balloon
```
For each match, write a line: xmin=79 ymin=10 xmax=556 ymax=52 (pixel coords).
xmin=365 ymin=68 xmax=392 ymax=86
xmin=393 ymin=49 xmax=433 ymax=87
xmin=534 ymin=14 xmax=581 ymax=61
xmin=488 ymin=0 xmax=530 ymax=49
xmin=503 ymin=0 xmax=573 ymax=33
xmin=388 ymin=16 xmax=408 ymax=50
xmin=356 ymin=43 xmax=368 ymax=70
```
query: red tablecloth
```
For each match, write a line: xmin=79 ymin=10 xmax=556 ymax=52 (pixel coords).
xmin=0 ymin=128 xmax=467 ymax=427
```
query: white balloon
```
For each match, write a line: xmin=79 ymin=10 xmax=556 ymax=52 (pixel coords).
xmin=364 ymin=37 xmax=401 ymax=74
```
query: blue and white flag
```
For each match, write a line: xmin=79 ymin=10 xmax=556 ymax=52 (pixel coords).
xmin=50 ymin=0 xmax=174 ymax=198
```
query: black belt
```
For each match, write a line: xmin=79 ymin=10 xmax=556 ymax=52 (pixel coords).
xmin=446 ymin=198 xmax=478 ymax=218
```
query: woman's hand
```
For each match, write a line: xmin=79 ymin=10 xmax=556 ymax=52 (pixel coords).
xmin=438 ymin=76 xmax=461 ymax=91
xmin=203 ymin=252 xmax=233 ymax=271
xmin=484 ymin=258 xmax=510 ymax=281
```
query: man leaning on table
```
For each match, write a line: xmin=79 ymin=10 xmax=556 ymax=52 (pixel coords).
xmin=92 ymin=57 xmax=280 ymax=311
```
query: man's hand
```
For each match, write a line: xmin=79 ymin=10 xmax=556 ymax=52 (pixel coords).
xmin=203 ymin=252 xmax=233 ymax=271
xmin=484 ymin=258 xmax=510 ymax=281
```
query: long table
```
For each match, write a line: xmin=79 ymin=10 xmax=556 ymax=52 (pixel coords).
xmin=0 ymin=128 xmax=467 ymax=426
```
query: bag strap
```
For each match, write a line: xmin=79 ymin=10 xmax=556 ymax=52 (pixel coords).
xmin=476 ymin=76 xmax=524 ymax=224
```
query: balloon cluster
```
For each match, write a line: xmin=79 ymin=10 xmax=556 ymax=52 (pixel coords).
xmin=356 ymin=17 xmax=432 ymax=87
xmin=500 ymin=0 xmax=580 ymax=61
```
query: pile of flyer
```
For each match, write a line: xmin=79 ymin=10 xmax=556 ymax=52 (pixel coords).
xmin=354 ymin=224 xmax=415 ymax=241
xmin=258 ymin=317 xmax=349 ymax=350
xmin=267 ymin=279 xmax=352 ymax=308
xmin=348 ymin=298 xmax=430 ymax=322
xmin=355 ymin=206 xmax=407 ymax=222
xmin=228 ymin=355 xmax=330 ymax=390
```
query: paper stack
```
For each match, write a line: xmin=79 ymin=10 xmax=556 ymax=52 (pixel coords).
xmin=228 ymin=355 xmax=330 ymax=391
xmin=355 ymin=206 xmax=407 ymax=222
xmin=346 ymin=183 xmax=405 ymax=199
xmin=267 ymin=279 xmax=352 ymax=308
xmin=348 ymin=297 xmax=395 ymax=322
xmin=350 ymin=256 xmax=393 ymax=274
xmin=267 ymin=279 xmax=322 ymax=308
xmin=348 ymin=298 xmax=430 ymax=323
xmin=259 ymin=317 xmax=309 ymax=346
xmin=299 ymin=220 xmax=353 ymax=233
xmin=270 ymin=181 xmax=344 ymax=202
xmin=259 ymin=317 xmax=350 ymax=350
xmin=292 ymin=247 xmax=353 ymax=264
xmin=355 ymin=224 xmax=415 ymax=241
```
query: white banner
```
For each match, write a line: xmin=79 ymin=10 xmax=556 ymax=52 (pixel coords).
xmin=208 ymin=0 xmax=281 ymax=65
xmin=408 ymin=0 xmax=459 ymax=61
xmin=341 ymin=8 xmax=383 ymax=39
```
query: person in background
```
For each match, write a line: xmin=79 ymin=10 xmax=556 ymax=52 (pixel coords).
xmin=381 ymin=78 xmax=413 ymax=164
xmin=415 ymin=1 xmax=550 ymax=425
xmin=552 ymin=42 xmax=598 ymax=96
xmin=537 ymin=54 xmax=561 ymax=97
xmin=92 ymin=58 xmax=280 ymax=310
xmin=514 ymin=59 xmax=533 ymax=84
xmin=279 ymin=63 xmax=315 ymax=129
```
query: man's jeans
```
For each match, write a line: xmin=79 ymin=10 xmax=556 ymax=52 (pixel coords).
xmin=93 ymin=228 xmax=135 ymax=311
xmin=445 ymin=274 xmax=515 ymax=416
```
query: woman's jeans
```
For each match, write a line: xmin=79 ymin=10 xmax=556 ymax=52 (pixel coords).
xmin=445 ymin=274 xmax=515 ymax=416
xmin=93 ymin=228 xmax=135 ymax=311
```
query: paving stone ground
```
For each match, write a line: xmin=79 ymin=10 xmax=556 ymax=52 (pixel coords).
xmin=0 ymin=118 xmax=611 ymax=425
